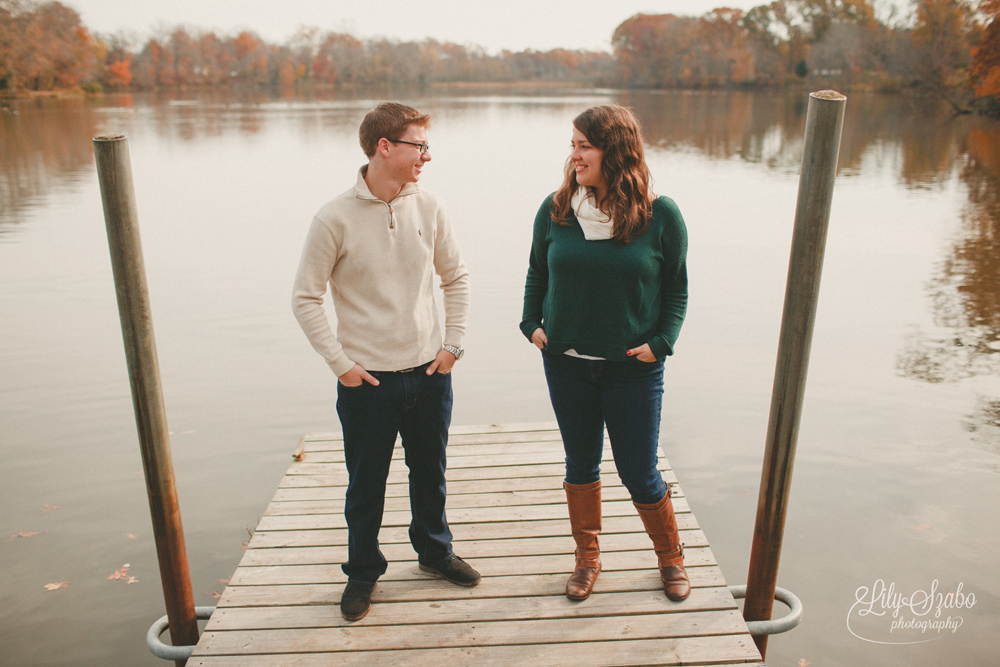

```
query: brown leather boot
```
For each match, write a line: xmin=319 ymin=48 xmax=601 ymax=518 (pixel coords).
xmin=564 ymin=480 xmax=602 ymax=600
xmin=634 ymin=488 xmax=690 ymax=601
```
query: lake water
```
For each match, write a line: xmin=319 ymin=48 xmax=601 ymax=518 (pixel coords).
xmin=1 ymin=88 xmax=998 ymax=666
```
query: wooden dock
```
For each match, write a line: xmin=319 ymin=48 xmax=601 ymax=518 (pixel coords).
xmin=189 ymin=423 xmax=763 ymax=666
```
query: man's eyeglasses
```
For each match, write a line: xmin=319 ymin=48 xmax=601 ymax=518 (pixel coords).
xmin=389 ymin=139 xmax=430 ymax=155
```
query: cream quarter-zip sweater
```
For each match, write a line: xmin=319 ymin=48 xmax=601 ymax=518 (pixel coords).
xmin=292 ymin=167 xmax=470 ymax=376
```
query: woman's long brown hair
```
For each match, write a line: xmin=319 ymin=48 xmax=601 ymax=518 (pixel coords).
xmin=552 ymin=104 xmax=653 ymax=243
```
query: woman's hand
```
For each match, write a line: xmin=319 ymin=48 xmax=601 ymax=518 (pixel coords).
xmin=626 ymin=343 xmax=656 ymax=362
xmin=531 ymin=328 xmax=548 ymax=350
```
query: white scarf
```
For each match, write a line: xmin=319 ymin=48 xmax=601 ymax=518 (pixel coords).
xmin=571 ymin=187 xmax=613 ymax=241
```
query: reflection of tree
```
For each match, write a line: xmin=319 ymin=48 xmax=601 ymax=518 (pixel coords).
xmin=897 ymin=124 xmax=1000 ymax=433
xmin=624 ymin=90 xmax=806 ymax=169
xmin=0 ymin=98 xmax=99 ymax=229
xmin=0 ymin=89 xmax=373 ymax=232
xmin=625 ymin=90 xmax=963 ymax=181
xmin=962 ymin=396 xmax=1000 ymax=458
xmin=953 ymin=128 xmax=1000 ymax=331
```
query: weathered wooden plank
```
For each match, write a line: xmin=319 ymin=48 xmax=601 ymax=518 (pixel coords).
xmin=284 ymin=460 xmax=663 ymax=480
xmin=254 ymin=497 xmax=691 ymax=531
xmin=269 ymin=481 xmax=681 ymax=505
xmin=305 ymin=433 xmax=567 ymax=454
xmin=263 ymin=485 xmax=686 ymax=516
xmin=288 ymin=449 xmax=652 ymax=473
xmin=298 ymin=445 xmax=673 ymax=467
xmin=228 ymin=548 xmax=717 ymax=586
xmin=239 ymin=531 xmax=708 ymax=566
xmin=216 ymin=568 xmax=729 ymax=608
xmin=302 ymin=435 xmax=632 ymax=457
xmin=194 ymin=609 xmax=747 ymax=654
xmin=247 ymin=513 xmax=699 ymax=549
xmin=252 ymin=509 xmax=687 ymax=535
xmin=190 ymin=634 xmax=763 ymax=666
xmin=206 ymin=587 xmax=736 ymax=631
xmin=263 ymin=492 xmax=685 ymax=517
xmin=302 ymin=442 xmax=573 ymax=463
xmin=303 ymin=422 xmax=561 ymax=442
xmin=303 ymin=444 xmax=577 ymax=464
xmin=291 ymin=450 xmax=589 ymax=470
xmin=275 ymin=469 xmax=680 ymax=493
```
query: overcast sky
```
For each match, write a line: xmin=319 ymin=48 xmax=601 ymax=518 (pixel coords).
xmin=64 ymin=1 xmax=765 ymax=53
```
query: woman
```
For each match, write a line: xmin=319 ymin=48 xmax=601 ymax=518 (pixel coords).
xmin=520 ymin=104 xmax=689 ymax=602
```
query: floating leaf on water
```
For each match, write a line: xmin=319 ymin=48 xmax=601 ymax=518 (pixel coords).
xmin=41 ymin=504 xmax=60 ymax=512
xmin=6 ymin=531 xmax=41 ymax=541
xmin=44 ymin=581 xmax=69 ymax=591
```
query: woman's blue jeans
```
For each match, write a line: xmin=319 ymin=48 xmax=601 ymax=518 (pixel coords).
xmin=336 ymin=364 xmax=454 ymax=586
xmin=542 ymin=351 xmax=668 ymax=505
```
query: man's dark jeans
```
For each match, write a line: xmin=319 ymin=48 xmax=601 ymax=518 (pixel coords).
xmin=542 ymin=351 xmax=668 ymax=505
xmin=336 ymin=363 xmax=454 ymax=585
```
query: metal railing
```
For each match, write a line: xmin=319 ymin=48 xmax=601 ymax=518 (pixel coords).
xmin=730 ymin=584 xmax=803 ymax=635
xmin=147 ymin=607 xmax=215 ymax=661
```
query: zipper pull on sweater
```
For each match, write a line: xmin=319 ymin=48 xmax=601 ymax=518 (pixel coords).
xmin=388 ymin=204 xmax=394 ymax=229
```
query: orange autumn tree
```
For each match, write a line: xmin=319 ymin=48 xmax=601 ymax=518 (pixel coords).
xmin=105 ymin=59 xmax=132 ymax=87
xmin=695 ymin=8 xmax=756 ymax=86
xmin=233 ymin=31 xmax=267 ymax=83
xmin=912 ymin=0 xmax=976 ymax=92
xmin=0 ymin=0 xmax=94 ymax=91
xmin=613 ymin=13 xmax=700 ymax=87
xmin=970 ymin=0 xmax=1000 ymax=111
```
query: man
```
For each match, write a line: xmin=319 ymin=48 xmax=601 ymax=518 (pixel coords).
xmin=292 ymin=102 xmax=477 ymax=621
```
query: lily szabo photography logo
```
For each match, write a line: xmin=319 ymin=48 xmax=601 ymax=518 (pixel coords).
xmin=847 ymin=579 xmax=976 ymax=644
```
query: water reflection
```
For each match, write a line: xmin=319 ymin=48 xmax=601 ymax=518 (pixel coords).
xmin=4 ymin=89 xmax=999 ymax=385
xmin=1 ymin=89 xmax=980 ymax=232
xmin=3 ymin=88 xmax=999 ymax=667
xmin=0 ymin=90 xmax=372 ymax=231
xmin=0 ymin=98 xmax=100 ymax=230
xmin=624 ymin=91 xmax=807 ymax=168
xmin=964 ymin=397 xmax=1000 ymax=466
xmin=897 ymin=124 xmax=1000 ymax=434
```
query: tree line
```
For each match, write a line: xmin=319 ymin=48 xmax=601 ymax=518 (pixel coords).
xmin=613 ymin=0 xmax=1000 ymax=113
xmin=2 ymin=0 xmax=999 ymax=114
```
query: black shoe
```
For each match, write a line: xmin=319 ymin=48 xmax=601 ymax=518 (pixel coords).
xmin=419 ymin=554 xmax=481 ymax=587
xmin=341 ymin=582 xmax=372 ymax=621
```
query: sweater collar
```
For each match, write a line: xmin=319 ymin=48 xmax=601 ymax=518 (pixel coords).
xmin=354 ymin=165 xmax=420 ymax=202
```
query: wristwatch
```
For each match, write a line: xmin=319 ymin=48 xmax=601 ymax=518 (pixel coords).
xmin=443 ymin=344 xmax=464 ymax=360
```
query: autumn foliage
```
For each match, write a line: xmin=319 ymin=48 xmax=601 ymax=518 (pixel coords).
xmin=1 ymin=0 xmax=999 ymax=115
xmin=971 ymin=0 xmax=1000 ymax=109
xmin=1 ymin=0 xmax=95 ymax=91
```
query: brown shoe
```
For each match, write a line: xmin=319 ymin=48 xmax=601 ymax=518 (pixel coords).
xmin=564 ymin=480 xmax=602 ymax=600
xmin=634 ymin=488 xmax=690 ymax=601
xmin=341 ymin=582 xmax=373 ymax=621
xmin=419 ymin=554 xmax=481 ymax=587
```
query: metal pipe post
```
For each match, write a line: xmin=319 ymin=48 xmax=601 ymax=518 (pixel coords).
xmin=743 ymin=91 xmax=846 ymax=658
xmin=93 ymin=135 xmax=199 ymax=666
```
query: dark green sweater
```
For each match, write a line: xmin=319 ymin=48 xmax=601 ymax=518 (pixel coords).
xmin=520 ymin=195 xmax=688 ymax=361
